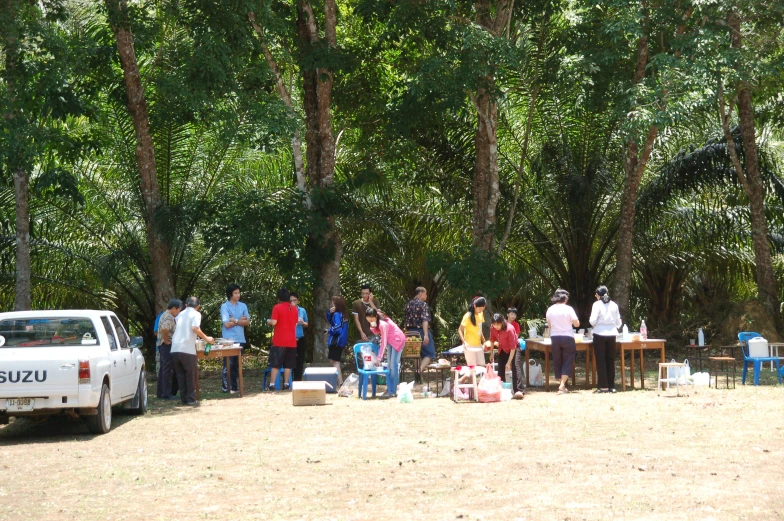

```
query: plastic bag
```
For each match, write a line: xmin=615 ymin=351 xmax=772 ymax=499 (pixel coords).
xmin=680 ymin=359 xmax=692 ymax=384
xmin=527 ymin=359 xmax=544 ymax=387
xmin=338 ymin=373 xmax=359 ymax=397
xmin=439 ymin=378 xmax=452 ymax=397
xmin=397 ymin=381 xmax=415 ymax=403
xmin=691 ymin=372 xmax=710 ymax=386
xmin=478 ymin=364 xmax=502 ymax=403
xmin=361 ymin=344 xmax=378 ymax=371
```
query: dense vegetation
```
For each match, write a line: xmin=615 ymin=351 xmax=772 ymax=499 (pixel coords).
xmin=2 ymin=0 xmax=783 ymax=361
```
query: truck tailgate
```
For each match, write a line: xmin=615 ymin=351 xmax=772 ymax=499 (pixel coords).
xmin=0 ymin=347 xmax=80 ymax=398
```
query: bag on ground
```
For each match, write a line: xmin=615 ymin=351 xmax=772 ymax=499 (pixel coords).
xmin=679 ymin=359 xmax=692 ymax=384
xmin=477 ymin=364 xmax=502 ymax=403
xmin=439 ymin=378 xmax=451 ymax=397
xmin=691 ymin=372 xmax=710 ymax=386
xmin=338 ymin=373 xmax=359 ymax=397
xmin=527 ymin=359 xmax=544 ymax=387
xmin=397 ymin=381 xmax=415 ymax=403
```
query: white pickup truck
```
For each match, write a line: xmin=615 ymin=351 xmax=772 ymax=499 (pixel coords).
xmin=0 ymin=310 xmax=147 ymax=434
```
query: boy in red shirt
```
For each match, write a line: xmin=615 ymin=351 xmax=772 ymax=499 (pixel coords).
xmin=266 ymin=288 xmax=299 ymax=390
xmin=507 ymin=307 xmax=521 ymax=336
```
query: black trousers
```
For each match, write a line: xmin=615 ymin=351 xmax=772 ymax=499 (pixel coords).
xmin=171 ymin=352 xmax=198 ymax=404
xmin=497 ymin=350 xmax=525 ymax=393
xmin=551 ymin=336 xmax=577 ymax=379
xmin=157 ymin=343 xmax=174 ymax=398
xmin=592 ymin=334 xmax=617 ymax=390
xmin=294 ymin=336 xmax=308 ymax=381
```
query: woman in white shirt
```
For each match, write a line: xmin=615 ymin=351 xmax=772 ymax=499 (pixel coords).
xmin=588 ymin=285 xmax=622 ymax=393
xmin=545 ymin=289 xmax=580 ymax=394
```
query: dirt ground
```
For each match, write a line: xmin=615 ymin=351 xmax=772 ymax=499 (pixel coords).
xmin=1 ymin=365 xmax=783 ymax=521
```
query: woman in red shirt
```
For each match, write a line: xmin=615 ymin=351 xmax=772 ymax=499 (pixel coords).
xmin=488 ymin=313 xmax=524 ymax=399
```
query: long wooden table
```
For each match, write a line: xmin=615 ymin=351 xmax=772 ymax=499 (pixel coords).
xmin=196 ymin=346 xmax=244 ymax=399
xmin=619 ymin=339 xmax=666 ymax=391
xmin=525 ymin=339 xmax=595 ymax=392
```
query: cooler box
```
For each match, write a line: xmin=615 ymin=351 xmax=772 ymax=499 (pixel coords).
xmin=303 ymin=367 xmax=339 ymax=393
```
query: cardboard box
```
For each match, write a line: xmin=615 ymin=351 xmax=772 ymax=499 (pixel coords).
xmin=302 ymin=367 xmax=340 ymax=393
xmin=292 ymin=381 xmax=330 ymax=406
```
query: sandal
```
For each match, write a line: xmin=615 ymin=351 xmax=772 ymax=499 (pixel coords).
xmin=556 ymin=388 xmax=569 ymax=395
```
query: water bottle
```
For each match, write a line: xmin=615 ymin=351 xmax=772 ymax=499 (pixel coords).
xmin=622 ymin=324 xmax=629 ymax=341
xmin=204 ymin=343 xmax=212 ymax=355
xmin=640 ymin=320 xmax=648 ymax=340
xmin=698 ymin=328 xmax=704 ymax=347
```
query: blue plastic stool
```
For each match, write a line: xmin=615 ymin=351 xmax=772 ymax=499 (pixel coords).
xmin=263 ymin=366 xmax=293 ymax=390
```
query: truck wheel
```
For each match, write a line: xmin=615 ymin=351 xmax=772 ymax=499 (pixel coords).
xmin=130 ymin=370 xmax=148 ymax=415
xmin=86 ymin=384 xmax=112 ymax=434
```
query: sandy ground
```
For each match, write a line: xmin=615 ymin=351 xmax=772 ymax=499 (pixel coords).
xmin=1 ymin=368 xmax=783 ymax=521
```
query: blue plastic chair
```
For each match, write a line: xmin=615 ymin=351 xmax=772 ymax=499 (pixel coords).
xmin=353 ymin=343 xmax=391 ymax=400
xmin=737 ymin=332 xmax=782 ymax=386
xmin=262 ymin=366 xmax=293 ymax=391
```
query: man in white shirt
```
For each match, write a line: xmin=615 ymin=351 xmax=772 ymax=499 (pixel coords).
xmin=171 ymin=296 xmax=214 ymax=405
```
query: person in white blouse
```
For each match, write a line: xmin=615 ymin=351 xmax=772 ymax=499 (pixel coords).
xmin=546 ymin=289 xmax=580 ymax=394
xmin=589 ymin=286 xmax=622 ymax=393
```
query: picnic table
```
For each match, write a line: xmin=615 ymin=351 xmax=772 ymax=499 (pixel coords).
xmin=524 ymin=338 xmax=595 ymax=391
xmin=196 ymin=346 xmax=244 ymax=399
xmin=619 ymin=339 xmax=666 ymax=391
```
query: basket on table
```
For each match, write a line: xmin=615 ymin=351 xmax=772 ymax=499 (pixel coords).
xmin=402 ymin=331 xmax=423 ymax=357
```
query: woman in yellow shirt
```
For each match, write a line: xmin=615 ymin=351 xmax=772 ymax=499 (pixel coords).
xmin=458 ymin=297 xmax=487 ymax=366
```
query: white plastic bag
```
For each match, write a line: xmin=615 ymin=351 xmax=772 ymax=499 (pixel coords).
xmin=679 ymin=359 xmax=692 ymax=385
xmin=361 ymin=344 xmax=378 ymax=371
xmin=438 ymin=378 xmax=451 ymax=397
xmin=527 ymin=359 xmax=544 ymax=387
xmin=691 ymin=372 xmax=710 ymax=386
xmin=338 ymin=373 xmax=359 ymax=397
xmin=397 ymin=381 xmax=415 ymax=403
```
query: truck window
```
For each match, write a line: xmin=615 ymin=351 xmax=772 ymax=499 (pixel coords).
xmin=0 ymin=317 xmax=100 ymax=348
xmin=111 ymin=317 xmax=131 ymax=350
xmin=101 ymin=317 xmax=118 ymax=351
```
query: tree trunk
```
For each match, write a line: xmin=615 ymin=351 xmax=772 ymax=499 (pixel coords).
xmin=3 ymin=2 xmax=32 ymax=311
xmin=728 ymin=11 xmax=781 ymax=325
xmin=613 ymin=30 xmax=657 ymax=321
xmin=472 ymin=87 xmax=500 ymax=251
xmin=297 ymin=0 xmax=341 ymax=363
xmin=13 ymin=167 xmax=31 ymax=311
xmin=470 ymin=0 xmax=512 ymax=252
xmin=104 ymin=0 xmax=174 ymax=315
xmin=249 ymin=12 xmax=307 ymax=193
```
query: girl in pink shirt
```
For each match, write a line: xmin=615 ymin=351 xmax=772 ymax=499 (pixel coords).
xmin=365 ymin=308 xmax=406 ymax=396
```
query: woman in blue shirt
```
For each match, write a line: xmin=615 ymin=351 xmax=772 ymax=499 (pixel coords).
xmin=326 ymin=296 xmax=349 ymax=385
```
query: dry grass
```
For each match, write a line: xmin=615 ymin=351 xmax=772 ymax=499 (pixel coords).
xmin=1 ymin=367 xmax=783 ymax=521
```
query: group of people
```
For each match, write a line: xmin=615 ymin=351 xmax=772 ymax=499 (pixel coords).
xmin=456 ymin=296 xmax=526 ymax=399
xmin=313 ymin=284 xmax=435 ymax=398
xmin=545 ymin=285 xmax=623 ymax=394
xmin=153 ymin=280 xmax=624 ymax=405
xmin=455 ymin=284 xmax=623 ymax=398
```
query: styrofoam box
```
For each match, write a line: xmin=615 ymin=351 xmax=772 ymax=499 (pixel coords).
xmin=303 ymin=367 xmax=339 ymax=393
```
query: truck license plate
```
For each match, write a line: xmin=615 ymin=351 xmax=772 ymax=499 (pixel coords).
xmin=6 ymin=398 xmax=34 ymax=411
